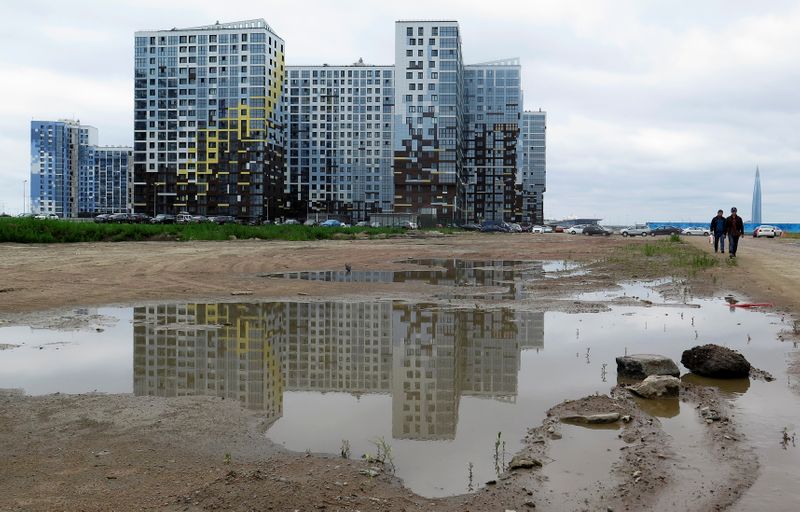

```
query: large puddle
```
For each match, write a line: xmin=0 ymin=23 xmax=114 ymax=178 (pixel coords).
xmin=1 ymin=261 xmax=798 ymax=501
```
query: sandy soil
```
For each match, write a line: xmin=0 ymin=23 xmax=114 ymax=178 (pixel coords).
xmin=1 ymin=233 xmax=800 ymax=511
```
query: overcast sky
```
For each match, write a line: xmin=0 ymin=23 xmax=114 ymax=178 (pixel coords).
xmin=1 ymin=0 xmax=798 ymax=223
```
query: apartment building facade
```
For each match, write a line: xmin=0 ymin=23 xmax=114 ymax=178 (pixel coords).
xmin=284 ymin=63 xmax=394 ymax=220
xmin=463 ymin=59 xmax=522 ymax=223
xmin=133 ymin=19 xmax=285 ymax=221
xmin=30 ymin=120 xmax=132 ymax=217
xmin=518 ymin=110 xmax=547 ymax=224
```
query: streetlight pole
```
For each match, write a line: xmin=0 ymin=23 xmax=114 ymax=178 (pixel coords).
xmin=23 ymin=179 xmax=27 ymax=214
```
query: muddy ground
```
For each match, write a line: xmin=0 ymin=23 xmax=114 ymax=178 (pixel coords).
xmin=1 ymin=233 xmax=799 ymax=511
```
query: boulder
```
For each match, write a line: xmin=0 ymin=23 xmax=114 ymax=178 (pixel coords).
xmin=628 ymin=375 xmax=680 ymax=398
xmin=616 ymin=354 xmax=680 ymax=378
xmin=681 ymin=344 xmax=751 ymax=378
xmin=560 ymin=412 xmax=621 ymax=424
xmin=508 ymin=455 xmax=543 ymax=470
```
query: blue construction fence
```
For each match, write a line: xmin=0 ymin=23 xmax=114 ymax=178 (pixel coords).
xmin=647 ymin=221 xmax=800 ymax=234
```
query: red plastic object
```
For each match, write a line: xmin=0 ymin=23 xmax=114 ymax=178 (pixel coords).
xmin=728 ymin=303 xmax=773 ymax=308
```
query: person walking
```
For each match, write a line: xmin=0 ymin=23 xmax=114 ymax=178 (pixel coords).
xmin=709 ymin=209 xmax=726 ymax=253
xmin=724 ymin=207 xmax=744 ymax=258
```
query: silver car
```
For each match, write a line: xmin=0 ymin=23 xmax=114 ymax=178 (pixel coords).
xmin=620 ymin=225 xmax=651 ymax=237
xmin=681 ymin=226 xmax=710 ymax=236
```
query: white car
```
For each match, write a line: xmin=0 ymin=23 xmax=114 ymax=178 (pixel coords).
xmin=681 ymin=226 xmax=710 ymax=236
xmin=566 ymin=225 xmax=587 ymax=235
xmin=620 ymin=225 xmax=651 ymax=237
xmin=34 ymin=213 xmax=59 ymax=220
xmin=531 ymin=225 xmax=545 ymax=234
xmin=754 ymin=225 xmax=782 ymax=238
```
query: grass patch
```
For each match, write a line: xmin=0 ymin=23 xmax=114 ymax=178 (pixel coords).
xmin=619 ymin=235 xmax=719 ymax=275
xmin=0 ymin=218 xmax=413 ymax=244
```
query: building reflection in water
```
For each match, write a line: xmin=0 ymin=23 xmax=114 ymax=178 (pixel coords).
xmin=133 ymin=301 xmax=544 ymax=441
xmin=267 ymin=259 xmax=546 ymax=300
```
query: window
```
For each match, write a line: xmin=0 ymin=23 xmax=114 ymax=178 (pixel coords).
xmin=406 ymin=27 xmax=413 ymax=36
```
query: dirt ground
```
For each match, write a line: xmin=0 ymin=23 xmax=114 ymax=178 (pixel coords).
xmin=1 ymin=233 xmax=799 ymax=511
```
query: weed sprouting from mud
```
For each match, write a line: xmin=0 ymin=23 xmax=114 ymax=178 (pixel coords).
xmin=364 ymin=437 xmax=396 ymax=474
xmin=781 ymin=427 xmax=796 ymax=449
xmin=340 ymin=439 xmax=351 ymax=459
xmin=467 ymin=462 xmax=474 ymax=492
xmin=223 ymin=452 xmax=231 ymax=465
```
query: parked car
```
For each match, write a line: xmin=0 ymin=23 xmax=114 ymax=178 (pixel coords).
xmin=355 ymin=221 xmax=370 ymax=227
xmin=553 ymin=225 xmax=565 ymax=233
xmin=508 ymin=223 xmax=523 ymax=233
xmin=480 ymin=220 xmax=512 ymax=233
xmin=94 ymin=214 xmax=110 ymax=223
xmin=150 ymin=214 xmax=176 ymax=224
xmin=283 ymin=218 xmax=300 ymax=225
xmin=620 ymin=225 xmax=651 ymax=237
xmin=400 ymin=220 xmax=418 ymax=229
xmin=176 ymin=213 xmax=193 ymax=224
xmin=108 ymin=213 xmax=131 ymax=223
xmin=191 ymin=215 xmax=210 ymax=223
xmin=531 ymin=225 xmax=545 ymax=234
xmin=320 ymin=219 xmax=344 ymax=227
xmin=566 ymin=224 xmax=588 ymax=235
xmin=128 ymin=213 xmax=151 ymax=224
xmin=304 ymin=219 xmax=318 ymax=226
xmin=543 ymin=225 xmax=554 ymax=233
xmin=649 ymin=225 xmax=682 ymax=236
xmin=211 ymin=215 xmax=237 ymax=225
xmin=34 ymin=213 xmax=59 ymax=220
xmin=753 ymin=225 xmax=782 ymax=238
xmin=370 ymin=221 xmax=382 ymax=228
xmin=460 ymin=222 xmax=481 ymax=231
xmin=681 ymin=226 xmax=710 ymax=236
xmin=582 ymin=224 xmax=613 ymax=236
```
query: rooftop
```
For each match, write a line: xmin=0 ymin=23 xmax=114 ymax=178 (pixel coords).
xmin=137 ymin=19 xmax=280 ymax=37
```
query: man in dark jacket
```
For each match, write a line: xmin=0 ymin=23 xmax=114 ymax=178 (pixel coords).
xmin=709 ymin=209 xmax=726 ymax=253
xmin=724 ymin=207 xmax=744 ymax=258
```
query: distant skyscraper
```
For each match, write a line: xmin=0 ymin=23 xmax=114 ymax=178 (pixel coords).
xmin=752 ymin=166 xmax=762 ymax=224
xmin=132 ymin=19 xmax=286 ymax=221
xmin=30 ymin=120 xmax=97 ymax=217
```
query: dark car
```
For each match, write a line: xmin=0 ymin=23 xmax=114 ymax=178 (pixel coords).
xmin=128 ymin=213 xmax=151 ymax=224
xmin=108 ymin=213 xmax=131 ymax=223
xmin=649 ymin=225 xmax=682 ymax=236
xmin=150 ymin=214 xmax=176 ymax=224
xmin=582 ymin=224 xmax=613 ymax=236
xmin=211 ymin=215 xmax=238 ymax=225
xmin=480 ymin=220 xmax=512 ymax=233
xmin=191 ymin=215 xmax=210 ymax=223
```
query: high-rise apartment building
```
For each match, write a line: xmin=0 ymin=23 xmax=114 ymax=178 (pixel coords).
xmin=133 ymin=19 xmax=285 ymax=221
xmin=518 ymin=110 xmax=547 ymax=224
xmin=393 ymin=21 xmax=464 ymax=224
xmin=284 ymin=63 xmax=395 ymax=219
xmin=30 ymin=119 xmax=97 ymax=217
xmin=464 ymin=60 xmax=522 ymax=222
xmin=84 ymin=147 xmax=133 ymax=215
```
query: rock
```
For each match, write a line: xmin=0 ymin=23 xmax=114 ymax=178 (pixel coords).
xmin=700 ymin=407 xmax=721 ymax=421
xmin=628 ymin=375 xmax=680 ymax=398
xmin=616 ymin=354 xmax=680 ymax=378
xmin=525 ymin=500 xmax=536 ymax=508
xmin=359 ymin=468 xmax=380 ymax=477
xmin=681 ymin=344 xmax=750 ymax=378
xmin=508 ymin=455 xmax=543 ymax=470
xmin=561 ymin=412 xmax=621 ymax=424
